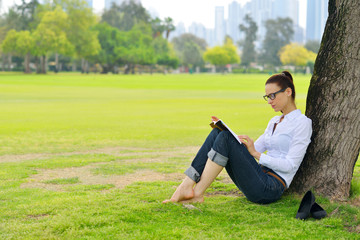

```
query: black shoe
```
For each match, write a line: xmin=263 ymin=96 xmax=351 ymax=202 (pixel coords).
xmin=296 ymin=190 xmax=315 ymax=220
xmin=310 ymin=202 xmax=327 ymax=219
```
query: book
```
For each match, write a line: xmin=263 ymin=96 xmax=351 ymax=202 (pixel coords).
xmin=210 ymin=119 xmax=242 ymax=145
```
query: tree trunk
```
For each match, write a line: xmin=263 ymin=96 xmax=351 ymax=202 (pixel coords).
xmin=1 ymin=54 xmax=5 ymax=71
xmin=290 ymin=0 xmax=360 ymax=200
xmin=55 ymin=53 xmax=59 ymax=73
xmin=7 ymin=54 xmax=12 ymax=71
xmin=24 ymin=53 xmax=31 ymax=73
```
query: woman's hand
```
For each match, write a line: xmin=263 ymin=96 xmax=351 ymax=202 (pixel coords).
xmin=238 ymin=135 xmax=261 ymax=160
xmin=211 ymin=116 xmax=219 ymax=122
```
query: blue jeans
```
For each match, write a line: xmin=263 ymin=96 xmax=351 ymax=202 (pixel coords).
xmin=184 ymin=128 xmax=285 ymax=204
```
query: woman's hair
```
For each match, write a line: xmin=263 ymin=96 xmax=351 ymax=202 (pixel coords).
xmin=265 ymin=71 xmax=295 ymax=100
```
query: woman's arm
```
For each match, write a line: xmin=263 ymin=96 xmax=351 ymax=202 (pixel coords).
xmin=259 ymin=119 xmax=312 ymax=173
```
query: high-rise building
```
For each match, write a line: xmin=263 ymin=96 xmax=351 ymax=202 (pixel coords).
xmin=189 ymin=22 xmax=207 ymax=41
xmin=169 ymin=22 xmax=186 ymax=41
xmin=245 ymin=0 xmax=272 ymax=47
xmin=227 ymin=1 xmax=244 ymax=43
xmin=272 ymin=0 xmax=304 ymax=43
xmin=215 ymin=6 xmax=225 ymax=45
xmin=105 ymin=0 xmax=141 ymax=10
xmin=206 ymin=28 xmax=215 ymax=47
xmin=272 ymin=0 xmax=299 ymax=26
xmin=306 ymin=0 xmax=328 ymax=42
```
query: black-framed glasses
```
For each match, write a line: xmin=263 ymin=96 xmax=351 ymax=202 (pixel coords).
xmin=263 ymin=88 xmax=287 ymax=101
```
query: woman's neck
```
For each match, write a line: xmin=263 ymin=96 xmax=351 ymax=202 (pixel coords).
xmin=282 ymin=102 xmax=297 ymax=116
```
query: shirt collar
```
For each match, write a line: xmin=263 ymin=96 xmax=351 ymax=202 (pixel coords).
xmin=274 ymin=109 xmax=301 ymax=123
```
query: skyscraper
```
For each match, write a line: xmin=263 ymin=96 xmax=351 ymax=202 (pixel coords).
xmin=215 ymin=6 xmax=225 ymax=45
xmin=306 ymin=0 xmax=328 ymax=41
xmin=272 ymin=0 xmax=304 ymax=43
xmin=189 ymin=22 xmax=207 ymax=41
xmin=246 ymin=0 xmax=272 ymax=46
xmin=227 ymin=1 xmax=244 ymax=43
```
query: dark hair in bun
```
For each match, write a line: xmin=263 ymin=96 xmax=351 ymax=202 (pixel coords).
xmin=265 ymin=71 xmax=295 ymax=100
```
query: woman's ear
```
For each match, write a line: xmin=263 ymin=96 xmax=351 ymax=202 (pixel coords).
xmin=286 ymin=87 xmax=292 ymax=97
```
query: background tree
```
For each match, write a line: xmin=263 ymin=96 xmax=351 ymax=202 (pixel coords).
xmin=152 ymin=36 xmax=179 ymax=73
xmin=101 ymin=0 xmax=150 ymax=31
xmin=164 ymin=17 xmax=175 ymax=40
xmin=279 ymin=43 xmax=316 ymax=66
xmin=305 ymin=40 xmax=321 ymax=54
xmin=260 ymin=17 xmax=294 ymax=66
xmin=239 ymin=14 xmax=257 ymax=67
xmin=1 ymin=29 xmax=18 ymax=71
xmin=58 ymin=0 xmax=100 ymax=73
xmin=150 ymin=17 xmax=165 ymax=38
xmin=290 ymin=0 xmax=360 ymax=200
xmin=91 ymin=23 xmax=122 ymax=74
xmin=32 ymin=6 xmax=74 ymax=73
xmin=204 ymin=37 xmax=240 ymax=73
xmin=172 ymin=33 xmax=207 ymax=70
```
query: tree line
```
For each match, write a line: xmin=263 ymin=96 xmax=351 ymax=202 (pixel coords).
xmin=0 ymin=0 xmax=320 ymax=74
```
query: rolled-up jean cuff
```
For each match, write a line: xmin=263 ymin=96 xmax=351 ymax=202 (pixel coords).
xmin=184 ymin=166 xmax=201 ymax=183
xmin=208 ymin=148 xmax=228 ymax=167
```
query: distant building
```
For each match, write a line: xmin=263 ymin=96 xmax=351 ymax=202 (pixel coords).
xmin=206 ymin=28 xmax=215 ymax=47
xmin=169 ymin=22 xmax=186 ymax=40
xmin=227 ymin=1 xmax=244 ymax=44
xmin=188 ymin=22 xmax=207 ymax=40
xmin=215 ymin=6 xmax=225 ymax=45
xmin=306 ymin=0 xmax=328 ymax=42
xmin=272 ymin=0 xmax=304 ymax=43
xmin=244 ymin=0 xmax=272 ymax=48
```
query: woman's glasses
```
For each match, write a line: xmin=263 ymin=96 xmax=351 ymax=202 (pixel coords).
xmin=263 ymin=88 xmax=287 ymax=101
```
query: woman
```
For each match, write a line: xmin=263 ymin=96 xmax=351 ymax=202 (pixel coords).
xmin=163 ymin=71 xmax=312 ymax=204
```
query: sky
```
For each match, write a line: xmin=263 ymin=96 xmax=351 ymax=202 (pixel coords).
xmin=2 ymin=0 xmax=307 ymax=29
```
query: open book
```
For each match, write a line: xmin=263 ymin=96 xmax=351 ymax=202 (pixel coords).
xmin=210 ymin=120 xmax=242 ymax=145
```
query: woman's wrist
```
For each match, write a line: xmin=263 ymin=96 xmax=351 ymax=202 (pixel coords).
xmin=251 ymin=151 xmax=261 ymax=160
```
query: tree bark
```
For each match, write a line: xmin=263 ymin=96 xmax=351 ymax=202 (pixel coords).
xmin=24 ymin=53 xmax=31 ymax=73
xmin=290 ymin=0 xmax=360 ymax=200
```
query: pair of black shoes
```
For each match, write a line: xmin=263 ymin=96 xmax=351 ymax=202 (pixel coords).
xmin=296 ymin=190 xmax=327 ymax=220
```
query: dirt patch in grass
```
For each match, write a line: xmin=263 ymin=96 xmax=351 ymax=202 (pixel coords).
xmin=21 ymin=163 xmax=184 ymax=191
xmin=18 ymin=146 xmax=235 ymax=194
xmin=0 ymin=146 xmax=199 ymax=163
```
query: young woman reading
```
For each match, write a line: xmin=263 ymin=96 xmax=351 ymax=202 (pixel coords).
xmin=163 ymin=71 xmax=312 ymax=204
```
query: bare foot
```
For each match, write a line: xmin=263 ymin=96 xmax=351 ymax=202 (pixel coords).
xmin=163 ymin=182 xmax=195 ymax=203
xmin=180 ymin=195 xmax=204 ymax=203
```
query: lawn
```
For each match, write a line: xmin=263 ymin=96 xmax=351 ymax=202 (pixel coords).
xmin=0 ymin=72 xmax=359 ymax=239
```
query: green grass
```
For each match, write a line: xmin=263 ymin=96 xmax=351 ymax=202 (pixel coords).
xmin=0 ymin=72 xmax=359 ymax=239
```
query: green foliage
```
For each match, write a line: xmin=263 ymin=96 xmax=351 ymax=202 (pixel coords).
xmin=279 ymin=43 xmax=317 ymax=66
xmin=172 ymin=33 xmax=207 ymax=68
xmin=58 ymin=0 xmax=100 ymax=60
xmin=305 ymin=40 xmax=321 ymax=54
xmin=1 ymin=29 xmax=18 ymax=54
xmin=239 ymin=14 xmax=258 ymax=66
xmin=152 ymin=37 xmax=179 ymax=69
xmin=261 ymin=18 xmax=294 ymax=66
xmin=91 ymin=22 xmax=121 ymax=73
xmin=101 ymin=0 xmax=150 ymax=31
xmin=203 ymin=38 xmax=240 ymax=71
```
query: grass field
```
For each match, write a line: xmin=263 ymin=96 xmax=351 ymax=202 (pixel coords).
xmin=0 ymin=72 xmax=359 ymax=239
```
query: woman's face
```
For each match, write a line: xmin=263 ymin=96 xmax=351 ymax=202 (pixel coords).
xmin=265 ymin=83 xmax=291 ymax=112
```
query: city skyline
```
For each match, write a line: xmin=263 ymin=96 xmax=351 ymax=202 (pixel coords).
xmin=1 ymin=0 xmax=328 ymax=46
xmin=1 ymin=0 xmax=307 ymax=29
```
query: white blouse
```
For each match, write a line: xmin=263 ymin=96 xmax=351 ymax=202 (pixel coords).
xmin=254 ymin=109 xmax=312 ymax=188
